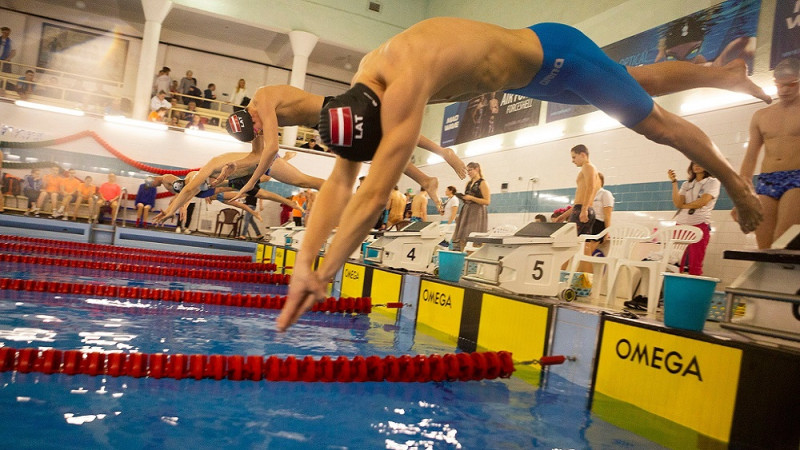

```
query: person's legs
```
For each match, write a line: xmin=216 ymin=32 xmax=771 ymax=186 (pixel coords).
xmin=753 ymin=195 xmax=779 ymax=249
xmin=627 ymin=59 xmax=770 ymax=103
xmin=630 ymin=104 xmax=761 ymax=233
xmin=268 ymin=159 xmax=325 ymax=189
xmin=774 ymin=188 xmax=800 ymax=244
xmin=35 ymin=191 xmax=48 ymax=212
xmin=135 ymin=203 xmax=144 ymax=226
xmin=70 ymin=196 xmax=85 ymax=220
xmin=143 ymin=205 xmax=152 ymax=226
xmin=684 ymin=222 xmax=711 ymax=275
xmin=110 ymin=200 xmax=119 ymax=224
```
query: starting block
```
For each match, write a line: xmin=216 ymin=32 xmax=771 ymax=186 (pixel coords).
xmin=722 ymin=225 xmax=800 ymax=342
xmin=364 ymin=221 xmax=443 ymax=272
xmin=322 ymin=229 xmax=367 ymax=261
xmin=286 ymin=227 xmax=307 ymax=250
xmin=462 ymin=221 xmax=580 ymax=300
xmin=266 ymin=225 xmax=296 ymax=246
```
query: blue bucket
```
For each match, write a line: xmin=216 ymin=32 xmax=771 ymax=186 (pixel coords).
xmin=438 ymin=250 xmax=466 ymax=282
xmin=662 ymin=273 xmax=720 ymax=332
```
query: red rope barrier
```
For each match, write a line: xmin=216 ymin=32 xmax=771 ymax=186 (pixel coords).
xmin=0 ymin=347 xmax=514 ymax=382
xmin=0 ymin=241 xmax=275 ymax=272
xmin=0 ymin=277 xmax=375 ymax=312
xmin=0 ymin=254 xmax=285 ymax=284
xmin=0 ymin=235 xmax=252 ymax=262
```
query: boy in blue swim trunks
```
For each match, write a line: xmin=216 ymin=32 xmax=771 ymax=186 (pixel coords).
xmin=279 ymin=17 xmax=770 ymax=331
xmin=740 ymin=58 xmax=800 ymax=248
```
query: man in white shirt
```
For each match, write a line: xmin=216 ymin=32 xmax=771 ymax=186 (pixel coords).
xmin=587 ymin=172 xmax=615 ymax=256
xmin=150 ymin=91 xmax=171 ymax=112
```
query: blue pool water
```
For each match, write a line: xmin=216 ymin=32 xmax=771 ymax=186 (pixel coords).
xmin=0 ymin=262 xmax=663 ymax=449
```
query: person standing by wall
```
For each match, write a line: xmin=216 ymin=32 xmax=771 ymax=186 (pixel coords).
xmin=0 ymin=27 xmax=16 ymax=73
xmin=738 ymin=58 xmax=800 ymax=248
xmin=231 ymin=78 xmax=248 ymax=112
xmin=410 ymin=187 xmax=429 ymax=222
xmin=22 ymin=168 xmax=43 ymax=215
xmin=587 ymin=172 xmax=615 ymax=256
xmin=668 ymin=161 xmax=720 ymax=275
xmin=442 ymin=186 xmax=460 ymax=224
xmin=451 ymin=162 xmax=490 ymax=251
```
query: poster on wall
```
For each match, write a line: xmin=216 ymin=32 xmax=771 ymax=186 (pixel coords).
xmin=36 ymin=23 xmax=129 ymax=84
xmin=771 ymin=0 xmax=800 ymax=67
xmin=546 ymin=0 xmax=761 ymax=123
xmin=440 ymin=91 xmax=541 ymax=147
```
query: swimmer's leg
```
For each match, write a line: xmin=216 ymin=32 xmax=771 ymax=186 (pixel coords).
xmin=628 ymin=59 xmax=771 ymax=103
xmin=268 ymin=158 xmax=325 ymax=190
xmin=631 ymin=103 xmax=762 ymax=233
xmin=403 ymin=163 xmax=442 ymax=211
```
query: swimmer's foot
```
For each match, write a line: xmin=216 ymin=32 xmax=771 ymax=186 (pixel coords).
xmin=729 ymin=178 xmax=763 ymax=233
xmin=211 ymin=162 xmax=236 ymax=187
xmin=723 ymin=59 xmax=772 ymax=104
xmin=443 ymin=147 xmax=467 ymax=179
xmin=421 ymin=176 xmax=442 ymax=211
xmin=282 ymin=151 xmax=296 ymax=162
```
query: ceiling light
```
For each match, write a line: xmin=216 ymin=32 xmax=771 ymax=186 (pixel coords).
xmin=15 ymin=100 xmax=85 ymax=116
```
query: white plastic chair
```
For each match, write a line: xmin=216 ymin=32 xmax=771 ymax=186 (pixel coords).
xmin=567 ymin=223 xmax=651 ymax=301
xmin=610 ymin=225 xmax=703 ymax=315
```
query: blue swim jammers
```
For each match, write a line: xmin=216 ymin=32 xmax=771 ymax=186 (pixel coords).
xmin=506 ymin=23 xmax=655 ymax=128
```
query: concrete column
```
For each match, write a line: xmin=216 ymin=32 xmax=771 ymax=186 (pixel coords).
xmin=282 ymin=30 xmax=318 ymax=147
xmin=132 ymin=0 xmax=173 ymax=120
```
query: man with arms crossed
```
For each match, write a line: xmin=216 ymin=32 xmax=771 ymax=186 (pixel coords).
xmin=278 ymin=18 xmax=768 ymax=331
xmin=739 ymin=58 xmax=800 ymax=248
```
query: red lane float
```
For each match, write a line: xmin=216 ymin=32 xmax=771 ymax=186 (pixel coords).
xmin=0 ymin=253 xmax=283 ymax=284
xmin=0 ymin=347 xmax=514 ymax=382
xmin=0 ymin=276 xmax=379 ymax=313
xmin=0 ymin=241 xmax=276 ymax=272
xmin=0 ymin=234 xmax=251 ymax=262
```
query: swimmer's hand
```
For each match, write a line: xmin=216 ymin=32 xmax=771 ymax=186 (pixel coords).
xmin=211 ymin=162 xmax=236 ymax=187
xmin=152 ymin=210 xmax=171 ymax=224
xmin=231 ymin=180 xmax=257 ymax=201
xmin=277 ymin=269 xmax=327 ymax=331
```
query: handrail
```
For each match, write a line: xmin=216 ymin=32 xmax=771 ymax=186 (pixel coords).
xmin=0 ymin=60 xmax=123 ymax=88
xmin=115 ymin=188 xmax=127 ymax=227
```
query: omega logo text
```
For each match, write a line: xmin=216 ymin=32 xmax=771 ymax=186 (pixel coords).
xmin=615 ymin=338 xmax=702 ymax=381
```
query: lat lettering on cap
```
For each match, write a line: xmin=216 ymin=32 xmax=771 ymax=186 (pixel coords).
xmin=228 ymin=114 xmax=242 ymax=133
xmin=329 ymin=107 xmax=353 ymax=147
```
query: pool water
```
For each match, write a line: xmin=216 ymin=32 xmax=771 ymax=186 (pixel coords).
xmin=0 ymin=261 xmax=663 ymax=449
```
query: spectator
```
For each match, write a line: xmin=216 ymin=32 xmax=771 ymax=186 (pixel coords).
xmin=231 ymin=78 xmax=248 ymax=112
xmin=183 ymin=101 xmax=198 ymax=122
xmin=53 ymin=168 xmax=81 ymax=218
xmin=290 ymin=191 xmax=306 ymax=226
xmin=15 ymin=70 xmax=35 ymax=100
xmin=203 ymin=83 xmax=217 ymax=108
xmin=150 ymin=90 xmax=171 ymax=112
xmin=148 ymin=107 xmax=168 ymax=123
xmin=66 ymin=175 xmax=96 ymax=221
xmin=386 ymin=186 xmax=407 ymax=229
xmin=280 ymin=196 xmax=294 ymax=225
xmin=299 ymin=138 xmax=324 ymax=151
xmin=184 ymin=84 xmax=203 ymax=105
xmin=668 ymin=161 xmax=720 ymax=275
xmin=152 ymin=66 xmax=171 ymax=96
xmin=22 ymin=168 xmax=43 ymax=216
xmin=442 ymin=185 xmax=460 ymax=224
xmin=178 ymin=70 xmax=195 ymax=95
xmin=135 ymin=176 xmax=157 ymax=228
xmin=451 ymin=162 xmax=490 ymax=251
xmin=95 ymin=173 xmax=122 ymax=224
xmin=186 ymin=114 xmax=204 ymax=130
xmin=410 ymin=187 xmax=429 ymax=221
xmin=238 ymin=196 xmax=263 ymax=240
xmin=0 ymin=27 xmax=16 ymax=73
xmin=34 ymin=166 xmax=62 ymax=216
xmin=587 ymin=172 xmax=615 ymax=256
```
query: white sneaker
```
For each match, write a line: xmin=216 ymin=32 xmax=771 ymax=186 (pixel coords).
xmin=175 ymin=227 xmax=182 ymax=233
xmin=62 ymin=216 xmax=69 ymax=221
xmin=184 ymin=228 xmax=191 ymax=234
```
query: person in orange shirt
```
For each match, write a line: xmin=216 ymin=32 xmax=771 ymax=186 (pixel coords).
xmin=53 ymin=168 xmax=82 ymax=219
xmin=65 ymin=176 xmax=96 ymax=221
xmin=34 ymin=166 xmax=62 ymax=217
xmin=290 ymin=191 xmax=306 ymax=226
xmin=95 ymin=173 xmax=122 ymax=224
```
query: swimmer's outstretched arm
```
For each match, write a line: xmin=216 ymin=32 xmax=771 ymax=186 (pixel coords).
xmin=279 ymin=79 xmax=425 ymax=331
xmin=231 ymin=104 xmax=281 ymax=200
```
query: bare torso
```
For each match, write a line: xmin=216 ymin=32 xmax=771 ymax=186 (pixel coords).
xmin=411 ymin=193 xmax=428 ymax=217
xmin=354 ymin=18 xmax=543 ymax=102
xmin=575 ymin=163 xmax=600 ymax=206
xmin=251 ymin=85 xmax=325 ymax=131
xmin=754 ymin=102 xmax=800 ymax=173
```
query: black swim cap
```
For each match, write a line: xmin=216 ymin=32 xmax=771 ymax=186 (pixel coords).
xmin=226 ymin=109 xmax=256 ymax=142
xmin=319 ymin=83 xmax=382 ymax=162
